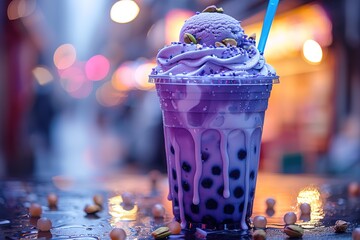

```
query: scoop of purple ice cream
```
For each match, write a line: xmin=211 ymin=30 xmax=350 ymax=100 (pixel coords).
xmin=179 ymin=11 xmax=245 ymax=46
xmin=151 ymin=6 xmax=276 ymax=78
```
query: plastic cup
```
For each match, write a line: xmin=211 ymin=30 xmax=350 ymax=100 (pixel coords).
xmin=149 ymin=75 xmax=278 ymax=231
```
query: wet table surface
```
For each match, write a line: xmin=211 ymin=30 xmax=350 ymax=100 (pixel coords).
xmin=0 ymin=172 xmax=360 ymax=239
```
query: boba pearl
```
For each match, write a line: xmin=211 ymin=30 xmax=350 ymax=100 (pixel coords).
xmin=93 ymin=194 xmax=103 ymax=207
xmin=348 ymin=182 xmax=360 ymax=197
xmin=265 ymin=198 xmax=276 ymax=209
xmin=37 ymin=217 xmax=52 ymax=231
xmin=152 ymin=203 xmax=165 ymax=218
xmin=253 ymin=215 xmax=267 ymax=229
xmin=47 ymin=193 xmax=58 ymax=207
xmin=121 ymin=192 xmax=134 ymax=205
xmin=110 ymin=228 xmax=127 ymax=240
xmin=283 ymin=212 xmax=297 ymax=225
xmin=299 ymin=202 xmax=311 ymax=215
xmin=353 ymin=228 xmax=360 ymax=240
xmin=167 ymin=220 xmax=181 ymax=234
xmin=29 ymin=203 xmax=42 ymax=217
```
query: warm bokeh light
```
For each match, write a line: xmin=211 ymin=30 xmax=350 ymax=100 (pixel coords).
xmin=96 ymin=82 xmax=128 ymax=107
xmin=53 ymin=44 xmax=77 ymax=70
xmin=297 ymin=186 xmax=324 ymax=227
xmin=303 ymin=39 xmax=323 ymax=64
xmin=32 ymin=66 xmax=53 ymax=85
xmin=165 ymin=9 xmax=194 ymax=44
xmin=85 ymin=55 xmax=110 ymax=81
xmin=110 ymin=0 xmax=140 ymax=24
xmin=111 ymin=61 xmax=136 ymax=91
xmin=244 ymin=4 xmax=332 ymax=60
xmin=108 ymin=195 xmax=138 ymax=224
xmin=58 ymin=64 xmax=85 ymax=93
xmin=134 ymin=61 xmax=156 ymax=90
xmin=7 ymin=0 xmax=36 ymax=20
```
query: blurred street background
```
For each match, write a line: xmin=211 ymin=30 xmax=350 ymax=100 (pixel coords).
xmin=1 ymin=0 xmax=360 ymax=179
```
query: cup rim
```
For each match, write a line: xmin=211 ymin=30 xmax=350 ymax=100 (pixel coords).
xmin=149 ymin=74 xmax=279 ymax=85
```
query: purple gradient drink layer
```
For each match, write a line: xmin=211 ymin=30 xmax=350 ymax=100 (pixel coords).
xmin=155 ymin=80 xmax=273 ymax=230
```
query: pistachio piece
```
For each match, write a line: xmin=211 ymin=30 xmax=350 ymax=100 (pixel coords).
xmin=334 ymin=220 xmax=348 ymax=233
xmin=222 ymin=38 xmax=237 ymax=46
xmin=202 ymin=5 xmax=223 ymax=13
xmin=184 ymin=33 xmax=197 ymax=44
xmin=151 ymin=227 xmax=171 ymax=239
xmin=284 ymin=225 xmax=304 ymax=238
xmin=253 ymin=229 xmax=266 ymax=240
xmin=249 ymin=33 xmax=256 ymax=40
xmin=84 ymin=204 xmax=101 ymax=214
xmin=215 ymin=41 xmax=226 ymax=47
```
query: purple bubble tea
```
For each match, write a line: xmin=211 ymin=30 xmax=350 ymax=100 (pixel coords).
xmin=149 ymin=6 xmax=278 ymax=231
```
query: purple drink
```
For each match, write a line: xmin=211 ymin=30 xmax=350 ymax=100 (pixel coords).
xmin=149 ymin=5 xmax=278 ymax=231
xmin=150 ymin=76 xmax=277 ymax=230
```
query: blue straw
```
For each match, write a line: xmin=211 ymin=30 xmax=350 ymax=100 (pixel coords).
xmin=257 ymin=0 xmax=279 ymax=54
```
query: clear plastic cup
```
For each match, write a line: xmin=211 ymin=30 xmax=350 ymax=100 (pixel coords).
xmin=149 ymin=75 xmax=279 ymax=231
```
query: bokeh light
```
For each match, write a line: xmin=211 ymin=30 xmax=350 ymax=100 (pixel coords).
xmin=96 ymin=82 xmax=128 ymax=107
xmin=58 ymin=63 xmax=86 ymax=93
xmin=110 ymin=0 xmax=140 ymax=24
xmin=165 ymin=9 xmax=194 ymax=44
xmin=7 ymin=0 xmax=36 ymax=20
xmin=297 ymin=186 xmax=324 ymax=227
xmin=134 ymin=61 xmax=156 ymax=90
xmin=53 ymin=44 xmax=77 ymax=70
xmin=32 ymin=66 xmax=53 ymax=85
xmin=85 ymin=55 xmax=110 ymax=81
xmin=303 ymin=39 xmax=323 ymax=64
xmin=111 ymin=61 xmax=136 ymax=91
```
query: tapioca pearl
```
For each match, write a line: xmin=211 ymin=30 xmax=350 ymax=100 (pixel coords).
xmin=201 ymin=178 xmax=213 ymax=189
xmin=182 ymin=161 xmax=191 ymax=172
xmin=174 ymin=185 xmax=178 ymax=193
xmin=250 ymin=171 xmax=255 ymax=180
xmin=201 ymin=151 xmax=210 ymax=162
xmin=172 ymin=169 xmax=177 ymax=180
xmin=185 ymin=214 xmax=193 ymax=222
xmin=234 ymin=186 xmax=244 ymax=198
xmin=191 ymin=203 xmax=200 ymax=214
xmin=229 ymin=169 xmax=240 ymax=180
xmin=202 ymin=215 xmax=217 ymax=227
xmin=182 ymin=181 xmax=190 ymax=192
xmin=205 ymin=199 xmax=218 ymax=210
xmin=224 ymin=204 xmax=235 ymax=214
xmin=239 ymin=202 xmax=245 ymax=213
xmin=237 ymin=149 xmax=247 ymax=160
xmin=170 ymin=145 xmax=175 ymax=154
xmin=211 ymin=165 xmax=221 ymax=175
xmin=174 ymin=198 xmax=179 ymax=206
xmin=217 ymin=185 xmax=224 ymax=197
xmin=254 ymin=145 xmax=257 ymax=154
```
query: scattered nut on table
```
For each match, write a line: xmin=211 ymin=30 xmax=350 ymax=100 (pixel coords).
xmin=29 ymin=203 xmax=42 ymax=217
xmin=121 ymin=192 xmax=135 ymax=205
xmin=47 ymin=193 xmax=58 ymax=208
xmin=37 ymin=217 xmax=52 ymax=231
xmin=299 ymin=202 xmax=311 ymax=215
xmin=348 ymin=182 xmax=360 ymax=197
xmin=152 ymin=203 xmax=165 ymax=218
xmin=283 ymin=212 xmax=297 ymax=225
xmin=110 ymin=228 xmax=127 ymax=240
xmin=353 ymin=228 xmax=360 ymax=240
xmin=167 ymin=220 xmax=181 ymax=234
xmin=253 ymin=215 xmax=267 ymax=229
xmin=265 ymin=197 xmax=276 ymax=209
xmin=151 ymin=226 xmax=171 ymax=239
xmin=93 ymin=194 xmax=103 ymax=207
xmin=84 ymin=204 xmax=101 ymax=214
xmin=253 ymin=229 xmax=266 ymax=240
xmin=334 ymin=220 xmax=348 ymax=233
xmin=284 ymin=224 xmax=304 ymax=238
